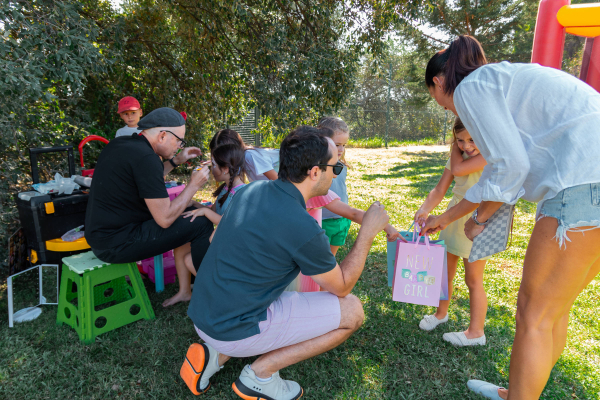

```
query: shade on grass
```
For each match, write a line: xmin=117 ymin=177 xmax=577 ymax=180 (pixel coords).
xmin=1 ymin=146 xmax=598 ymax=399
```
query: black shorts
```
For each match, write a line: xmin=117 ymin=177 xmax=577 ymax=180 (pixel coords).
xmin=92 ymin=214 xmax=214 ymax=270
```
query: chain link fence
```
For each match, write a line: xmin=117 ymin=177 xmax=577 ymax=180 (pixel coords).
xmin=336 ymin=106 xmax=454 ymax=145
xmin=228 ymin=104 xmax=453 ymax=147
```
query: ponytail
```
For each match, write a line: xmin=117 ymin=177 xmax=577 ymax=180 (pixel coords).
xmin=425 ymin=35 xmax=487 ymax=95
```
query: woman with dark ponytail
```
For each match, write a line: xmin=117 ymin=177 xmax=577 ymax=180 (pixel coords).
xmin=183 ymin=144 xmax=246 ymax=226
xmin=421 ymin=35 xmax=600 ymax=400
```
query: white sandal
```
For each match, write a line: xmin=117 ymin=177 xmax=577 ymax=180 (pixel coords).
xmin=418 ymin=314 xmax=448 ymax=331
xmin=443 ymin=331 xmax=486 ymax=346
xmin=467 ymin=379 xmax=505 ymax=399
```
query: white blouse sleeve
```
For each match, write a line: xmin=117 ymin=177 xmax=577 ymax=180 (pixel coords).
xmin=454 ymin=79 xmax=529 ymax=205
xmin=245 ymin=149 xmax=275 ymax=175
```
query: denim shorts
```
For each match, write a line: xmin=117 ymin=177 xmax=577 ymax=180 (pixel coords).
xmin=539 ymin=183 xmax=600 ymax=249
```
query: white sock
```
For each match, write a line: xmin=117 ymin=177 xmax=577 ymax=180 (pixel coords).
xmin=250 ymin=366 xmax=273 ymax=383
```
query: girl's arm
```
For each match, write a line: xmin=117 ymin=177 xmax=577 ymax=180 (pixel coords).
xmin=263 ymin=170 xmax=278 ymax=180
xmin=324 ymin=200 xmax=403 ymax=242
xmin=325 ymin=200 xmax=364 ymax=224
xmin=415 ymin=167 xmax=454 ymax=226
xmin=189 ymin=200 xmax=203 ymax=208
xmin=450 ymin=142 xmax=487 ymax=177
xmin=182 ymin=208 xmax=222 ymax=225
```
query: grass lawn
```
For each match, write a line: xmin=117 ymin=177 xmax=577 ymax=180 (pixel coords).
xmin=1 ymin=146 xmax=599 ymax=399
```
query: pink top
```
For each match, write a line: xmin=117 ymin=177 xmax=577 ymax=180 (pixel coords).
xmin=306 ymin=190 xmax=340 ymax=210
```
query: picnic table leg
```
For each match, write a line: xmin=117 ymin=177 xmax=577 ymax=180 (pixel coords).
xmin=153 ymin=254 xmax=164 ymax=293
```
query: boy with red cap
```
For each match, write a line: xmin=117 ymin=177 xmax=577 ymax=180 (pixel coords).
xmin=115 ymin=96 xmax=143 ymax=138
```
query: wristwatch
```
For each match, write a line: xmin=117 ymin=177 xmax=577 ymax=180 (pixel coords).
xmin=168 ymin=158 xmax=179 ymax=168
xmin=472 ymin=209 xmax=489 ymax=226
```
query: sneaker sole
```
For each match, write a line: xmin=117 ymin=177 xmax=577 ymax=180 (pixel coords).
xmin=180 ymin=343 xmax=211 ymax=395
xmin=232 ymin=379 xmax=304 ymax=400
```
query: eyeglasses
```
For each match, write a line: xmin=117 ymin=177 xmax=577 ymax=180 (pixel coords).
xmin=317 ymin=161 xmax=344 ymax=176
xmin=163 ymin=130 xmax=187 ymax=149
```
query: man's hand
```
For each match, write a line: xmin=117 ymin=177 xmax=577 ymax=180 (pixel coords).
xmin=360 ymin=201 xmax=389 ymax=239
xmin=464 ymin=217 xmax=485 ymax=241
xmin=174 ymin=146 xmax=202 ymax=164
xmin=190 ymin=165 xmax=210 ymax=189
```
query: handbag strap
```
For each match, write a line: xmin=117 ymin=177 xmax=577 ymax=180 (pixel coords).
xmin=507 ymin=211 xmax=515 ymax=248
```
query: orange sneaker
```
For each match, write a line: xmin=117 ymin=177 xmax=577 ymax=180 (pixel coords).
xmin=180 ymin=343 xmax=220 ymax=395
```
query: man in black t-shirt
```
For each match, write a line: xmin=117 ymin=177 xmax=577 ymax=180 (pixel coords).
xmin=85 ymin=107 xmax=213 ymax=307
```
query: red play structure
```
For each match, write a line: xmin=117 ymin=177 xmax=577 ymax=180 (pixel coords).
xmin=532 ymin=0 xmax=600 ymax=93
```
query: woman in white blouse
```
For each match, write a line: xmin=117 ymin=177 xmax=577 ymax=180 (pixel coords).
xmin=421 ymin=36 xmax=600 ymax=400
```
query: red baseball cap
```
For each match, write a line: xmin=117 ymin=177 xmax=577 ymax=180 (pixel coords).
xmin=117 ymin=96 xmax=141 ymax=114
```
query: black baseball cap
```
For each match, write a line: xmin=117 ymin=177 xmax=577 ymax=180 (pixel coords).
xmin=137 ymin=107 xmax=185 ymax=130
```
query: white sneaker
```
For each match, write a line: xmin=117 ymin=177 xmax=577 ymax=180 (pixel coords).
xmin=419 ymin=314 xmax=448 ymax=331
xmin=443 ymin=331 xmax=486 ymax=347
xmin=232 ymin=365 xmax=303 ymax=400
xmin=198 ymin=343 xmax=223 ymax=390
xmin=180 ymin=342 xmax=223 ymax=394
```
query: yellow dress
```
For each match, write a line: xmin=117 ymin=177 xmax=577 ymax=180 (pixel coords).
xmin=438 ymin=155 xmax=488 ymax=260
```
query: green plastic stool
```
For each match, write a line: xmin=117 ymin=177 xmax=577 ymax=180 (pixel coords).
xmin=56 ymin=251 xmax=155 ymax=344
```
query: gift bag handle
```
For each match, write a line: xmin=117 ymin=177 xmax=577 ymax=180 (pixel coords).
xmin=413 ymin=223 xmax=430 ymax=250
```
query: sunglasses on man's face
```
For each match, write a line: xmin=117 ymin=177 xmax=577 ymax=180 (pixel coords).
xmin=162 ymin=130 xmax=187 ymax=149
xmin=317 ymin=161 xmax=344 ymax=176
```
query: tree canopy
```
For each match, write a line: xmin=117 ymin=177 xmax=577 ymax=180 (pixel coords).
xmin=0 ymin=0 xmax=592 ymax=268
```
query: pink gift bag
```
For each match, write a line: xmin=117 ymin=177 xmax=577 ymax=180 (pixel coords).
xmin=392 ymin=233 xmax=446 ymax=307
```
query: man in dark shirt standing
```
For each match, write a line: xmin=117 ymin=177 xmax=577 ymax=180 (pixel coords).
xmin=85 ymin=107 xmax=213 ymax=307
xmin=182 ymin=127 xmax=390 ymax=400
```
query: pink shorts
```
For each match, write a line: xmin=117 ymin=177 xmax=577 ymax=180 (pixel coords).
xmin=195 ymin=291 xmax=341 ymax=358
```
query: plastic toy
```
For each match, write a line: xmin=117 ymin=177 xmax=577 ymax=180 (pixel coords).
xmin=7 ymin=264 xmax=58 ymax=327
xmin=532 ymin=0 xmax=600 ymax=93
xmin=78 ymin=135 xmax=109 ymax=177
xmin=17 ymin=146 xmax=90 ymax=264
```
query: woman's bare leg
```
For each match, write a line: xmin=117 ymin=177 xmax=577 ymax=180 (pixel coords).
xmin=499 ymin=218 xmax=600 ymax=400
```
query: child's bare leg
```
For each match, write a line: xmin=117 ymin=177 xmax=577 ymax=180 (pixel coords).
xmin=162 ymin=243 xmax=193 ymax=307
xmin=184 ymin=252 xmax=196 ymax=276
xmin=330 ymin=245 xmax=340 ymax=256
xmin=463 ymin=258 xmax=488 ymax=338
xmin=435 ymin=252 xmax=459 ymax=319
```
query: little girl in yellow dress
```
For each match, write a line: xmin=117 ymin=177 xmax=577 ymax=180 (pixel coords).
xmin=414 ymin=117 xmax=490 ymax=347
